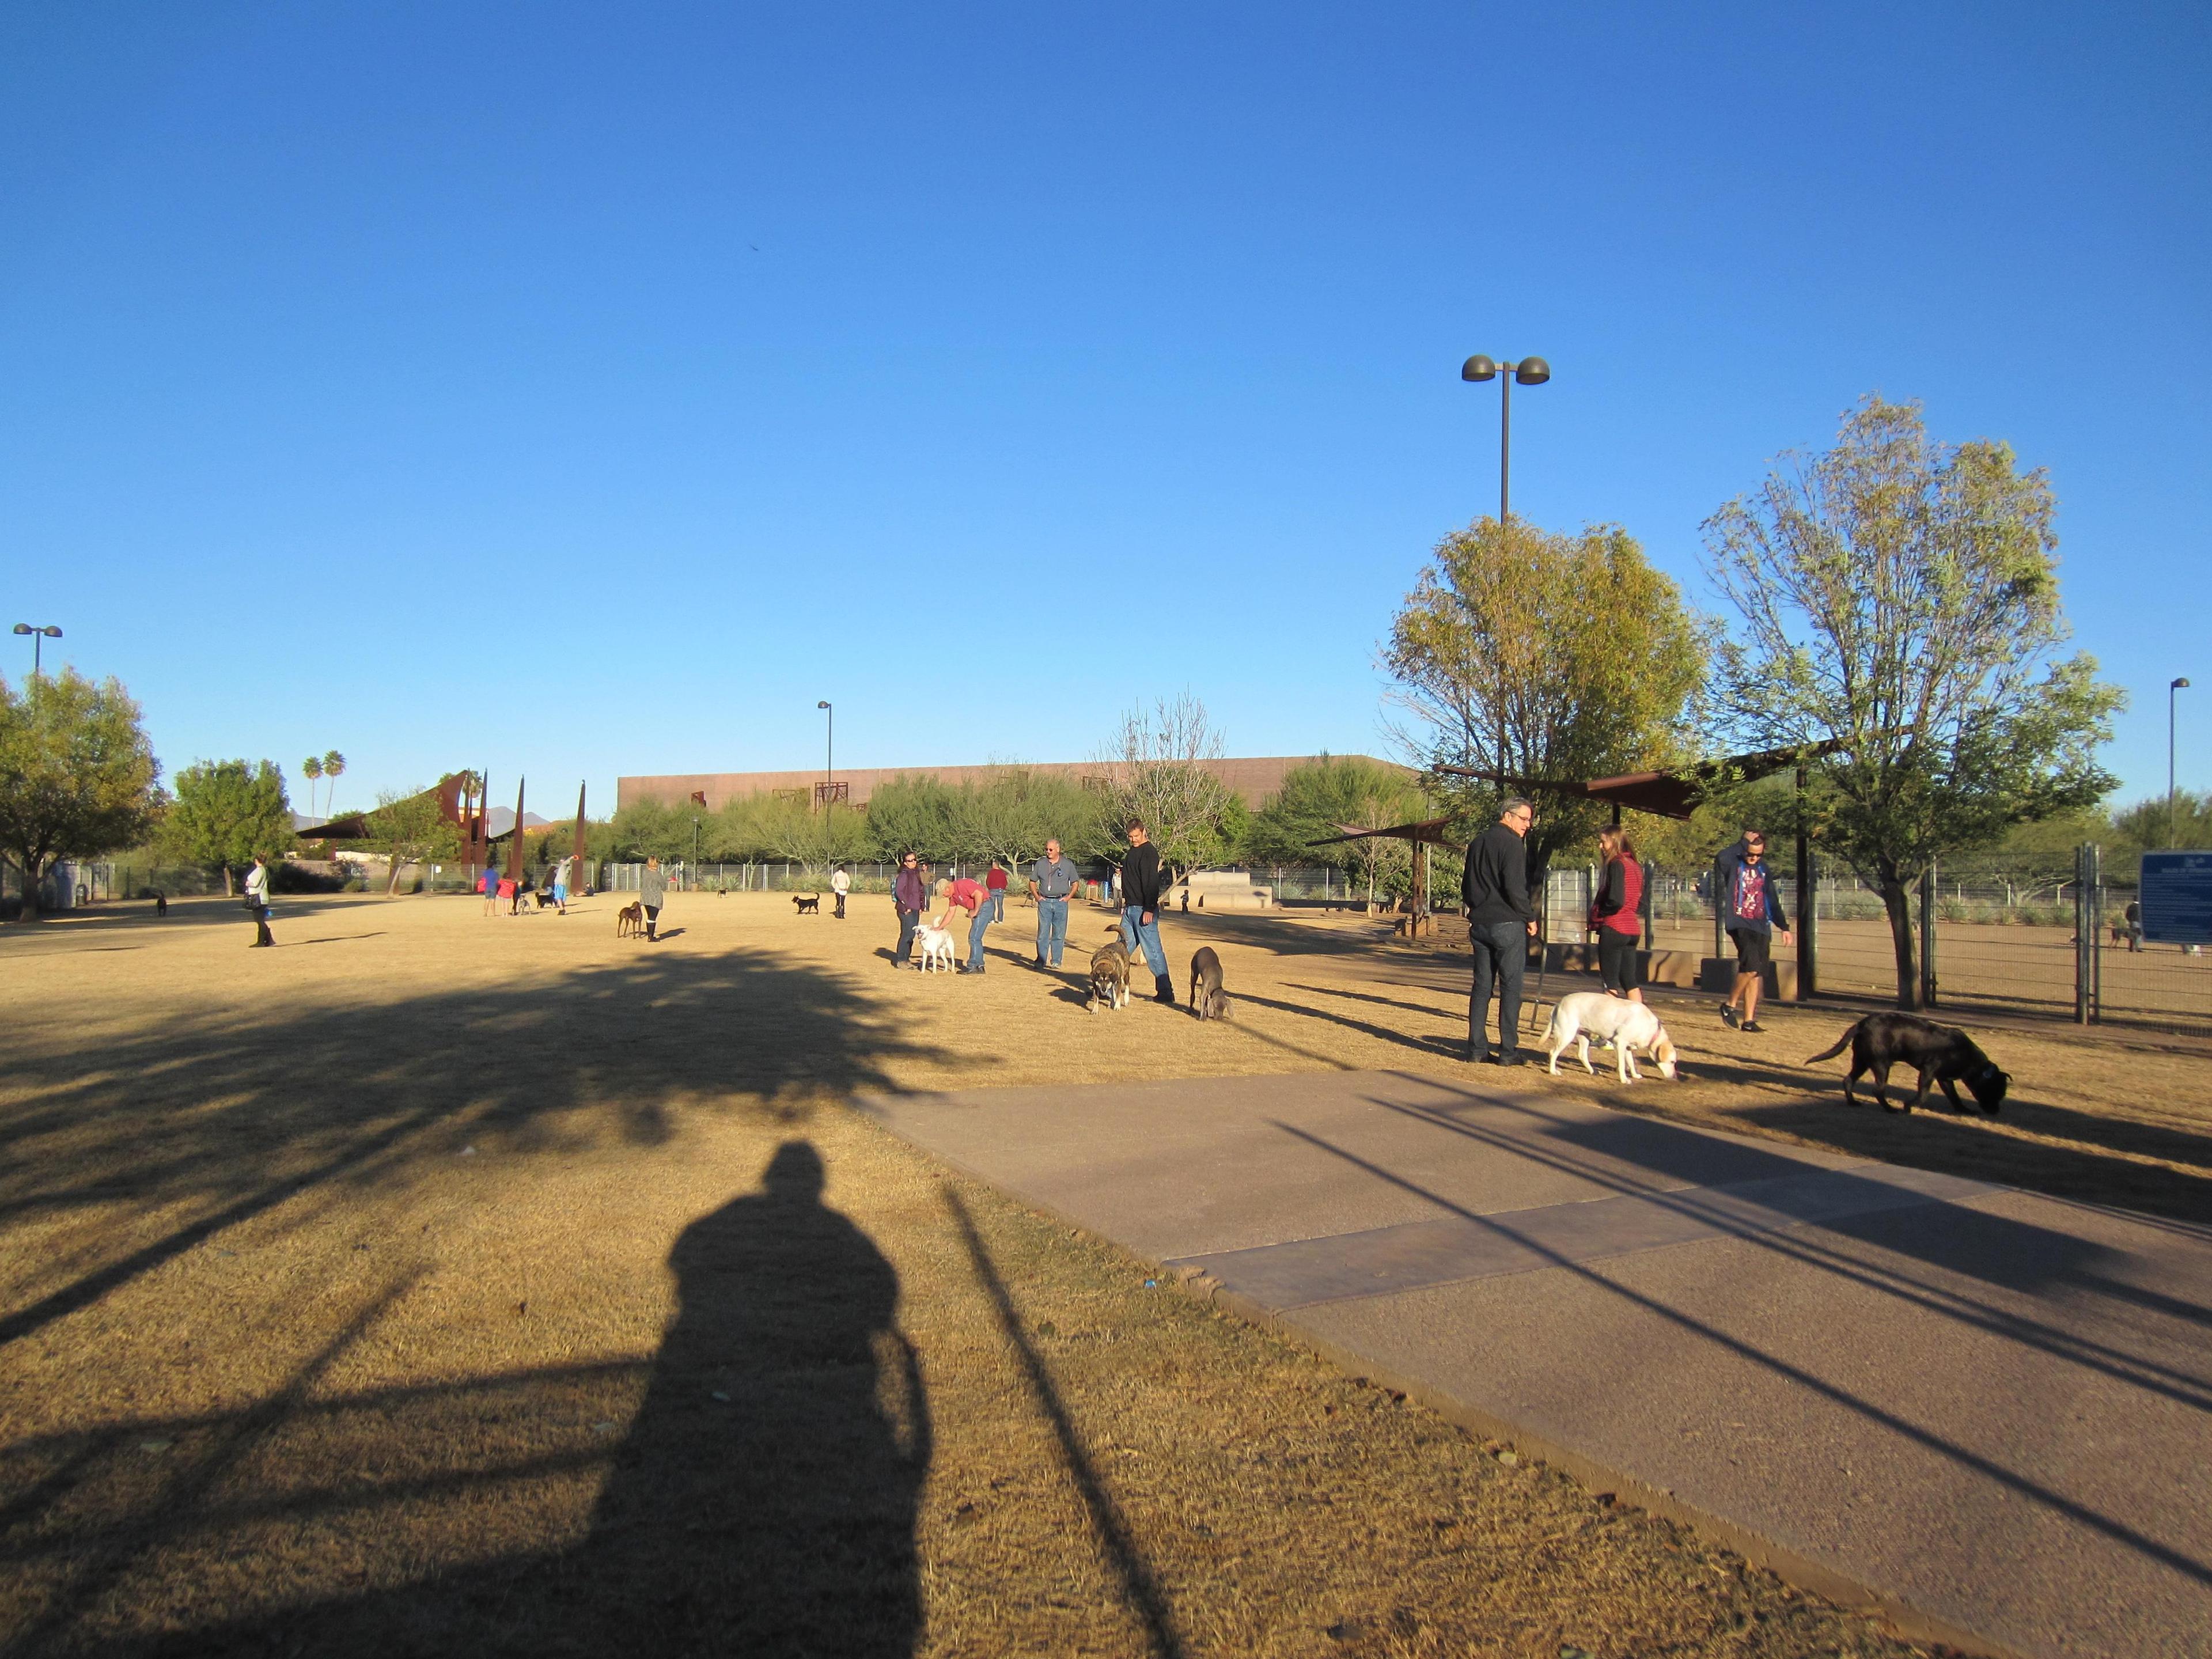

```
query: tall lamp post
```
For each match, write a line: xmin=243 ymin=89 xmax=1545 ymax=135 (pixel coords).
xmin=817 ymin=700 xmax=834 ymax=806
xmin=1458 ymin=355 xmax=1551 ymax=804
xmin=11 ymin=623 xmax=62 ymax=676
xmin=2173 ymin=677 xmax=2192 ymax=847
xmin=1458 ymin=355 xmax=1551 ymax=525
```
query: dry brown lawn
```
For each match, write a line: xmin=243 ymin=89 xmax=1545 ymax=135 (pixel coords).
xmin=4 ymin=888 xmax=2205 ymax=1657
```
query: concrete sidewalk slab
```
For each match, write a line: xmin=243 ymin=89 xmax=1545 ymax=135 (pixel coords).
xmin=859 ymin=1069 xmax=2212 ymax=1659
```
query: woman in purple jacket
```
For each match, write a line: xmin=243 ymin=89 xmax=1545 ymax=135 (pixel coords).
xmin=892 ymin=852 xmax=927 ymax=969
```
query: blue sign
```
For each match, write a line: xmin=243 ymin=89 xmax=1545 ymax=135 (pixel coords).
xmin=2140 ymin=851 xmax=2212 ymax=945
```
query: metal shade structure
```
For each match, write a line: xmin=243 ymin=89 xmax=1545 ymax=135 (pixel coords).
xmin=1306 ymin=816 xmax=1463 ymax=930
xmin=1436 ymin=738 xmax=1849 ymax=821
xmin=1306 ymin=815 xmax=1465 ymax=850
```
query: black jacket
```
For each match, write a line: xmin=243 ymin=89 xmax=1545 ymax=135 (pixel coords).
xmin=1122 ymin=842 xmax=1164 ymax=910
xmin=1460 ymin=823 xmax=1534 ymax=926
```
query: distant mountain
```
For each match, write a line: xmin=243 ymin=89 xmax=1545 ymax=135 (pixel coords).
xmin=293 ymin=807 xmax=552 ymax=836
xmin=484 ymin=808 xmax=553 ymax=836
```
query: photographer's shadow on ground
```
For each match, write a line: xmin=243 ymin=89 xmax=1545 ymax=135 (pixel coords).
xmin=146 ymin=1141 xmax=930 ymax=1659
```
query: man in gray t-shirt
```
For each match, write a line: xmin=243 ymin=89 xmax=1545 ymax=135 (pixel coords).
xmin=1028 ymin=839 xmax=1080 ymax=969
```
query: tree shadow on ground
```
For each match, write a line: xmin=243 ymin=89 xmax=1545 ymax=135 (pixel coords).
xmin=0 ymin=948 xmax=952 ymax=1352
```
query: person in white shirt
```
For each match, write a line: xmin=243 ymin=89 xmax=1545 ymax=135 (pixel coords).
xmin=830 ymin=864 xmax=851 ymax=919
xmin=244 ymin=854 xmax=274 ymax=949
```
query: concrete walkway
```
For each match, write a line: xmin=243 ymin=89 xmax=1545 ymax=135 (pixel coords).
xmin=859 ymin=1069 xmax=2212 ymax=1659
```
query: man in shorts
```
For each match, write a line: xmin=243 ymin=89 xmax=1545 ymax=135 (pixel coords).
xmin=1713 ymin=830 xmax=1793 ymax=1033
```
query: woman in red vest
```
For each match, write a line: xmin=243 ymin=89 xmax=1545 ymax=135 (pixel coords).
xmin=1589 ymin=827 xmax=1646 ymax=1003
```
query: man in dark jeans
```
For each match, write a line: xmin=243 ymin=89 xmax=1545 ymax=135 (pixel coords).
xmin=891 ymin=852 xmax=926 ymax=968
xmin=1461 ymin=797 xmax=1539 ymax=1065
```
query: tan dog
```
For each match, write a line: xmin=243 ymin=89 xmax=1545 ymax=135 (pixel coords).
xmin=1088 ymin=934 xmax=1132 ymax=1012
xmin=1541 ymin=991 xmax=1679 ymax=1083
xmin=616 ymin=900 xmax=645 ymax=938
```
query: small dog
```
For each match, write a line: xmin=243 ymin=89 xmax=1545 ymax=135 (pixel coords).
xmin=1805 ymin=1013 xmax=2009 ymax=1115
xmin=616 ymin=901 xmax=645 ymax=938
xmin=1540 ymin=991 xmax=1679 ymax=1083
xmin=793 ymin=893 xmax=821 ymax=915
xmin=153 ymin=892 xmax=168 ymax=918
xmin=1188 ymin=946 xmax=1231 ymax=1020
xmin=1088 ymin=935 xmax=1132 ymax=1013
xmin=913 ymin=923 xmax=957 ymax=974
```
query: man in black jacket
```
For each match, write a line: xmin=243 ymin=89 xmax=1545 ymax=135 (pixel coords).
xmin=1461 ymin=798 xmax=1539 ymax=1064
xmin=1119 ymin=821 xmax=1176 ymax=1004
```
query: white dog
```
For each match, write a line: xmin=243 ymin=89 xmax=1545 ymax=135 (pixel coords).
xmin=913 ymin=923 xmax=957 ymax=974
xmin=1540 ymin=991 xmax=1680 ymax=1083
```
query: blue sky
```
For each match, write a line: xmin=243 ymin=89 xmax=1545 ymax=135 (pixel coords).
xmin=4 ymin=2 xmax=2206 ymax=817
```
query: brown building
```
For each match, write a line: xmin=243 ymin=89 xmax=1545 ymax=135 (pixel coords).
xmin=618 ymin=755 xmax=1403 ymax=814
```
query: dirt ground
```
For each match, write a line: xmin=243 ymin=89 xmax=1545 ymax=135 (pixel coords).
xmin=4 ymin=889 xmax=2206 ymax=1656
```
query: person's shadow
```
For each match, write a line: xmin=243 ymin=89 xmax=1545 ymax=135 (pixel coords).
xmin=141 ymin=1141 xmax=931 ymax=1658
xmin=565 ymin=1139 xmax=930 ymax=1656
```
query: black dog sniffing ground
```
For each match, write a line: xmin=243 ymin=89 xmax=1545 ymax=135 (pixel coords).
xmin=1805 ymin=1013 xmax=2009 ymax=1115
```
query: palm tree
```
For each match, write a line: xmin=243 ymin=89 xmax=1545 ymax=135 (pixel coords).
xmin=302 ymin=756 xmax=324 ymax=822
xmin=322 ymin=751 xmax=346 ymax=818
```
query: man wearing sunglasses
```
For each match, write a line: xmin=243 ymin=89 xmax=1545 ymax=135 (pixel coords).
xmin=1714 ymin=828 xmax=1794 ymax=1033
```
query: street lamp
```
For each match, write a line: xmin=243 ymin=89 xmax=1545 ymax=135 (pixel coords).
xmin=817 ymin=700 xmax=834 ymax=805
xmin=1458 ymin=355 xmax=1551 ymax=524
xmin=11 ymin=623 xmax=62 ymax=676
xmin=2173 ymin=677 xmax=2192 ymax=847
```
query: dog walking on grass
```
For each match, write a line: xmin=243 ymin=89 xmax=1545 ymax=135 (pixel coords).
xmin=1804 ymin=1013 xmax=2009 ymax=1115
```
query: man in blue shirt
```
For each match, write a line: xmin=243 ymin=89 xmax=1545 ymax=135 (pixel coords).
xmin=1028 ymin=838 xmax=1080 ymax=969
xmin=1714 ymin=830 xmax=1794 ymax=1033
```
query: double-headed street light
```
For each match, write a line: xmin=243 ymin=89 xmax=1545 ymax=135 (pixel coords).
xmin=11 ymin=623 xmax=61 ymax=676
xmin=1459 ymin=355 xmax=1550 ymax=524
xmin=817 ymin=700 xmax=834 ymax=806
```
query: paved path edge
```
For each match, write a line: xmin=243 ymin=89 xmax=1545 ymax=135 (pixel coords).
xmin=865 ymin=1108 xmax=2033 ymax=1659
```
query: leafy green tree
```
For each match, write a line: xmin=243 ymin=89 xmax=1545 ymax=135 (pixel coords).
xmin=0 ymin=670 xmax=162 ymax=920
xmin=1248 ymin=754 xmax=1428 ymax=905
xmin=1705 ymin=395 xmax=2123 ymax=1006
xmin=609 ymin=798 xmax=689 ymax=862
xmin=2115 ymin=789 xmax=2211 ymax=857
xmin=754 ymin=796 xmax=872 ymax=876
xmin=367 ymin=779 xmax=463 ymax=893
xmin=1387 ymin=518 xmax=1704 ymax=884
xmin=866 ymin=774 xmax=963 ymax=863
xmin=160 ymin=759 xmax=292 ymax=895
xmin=956 ymin=768 xmax=1108 ymax=873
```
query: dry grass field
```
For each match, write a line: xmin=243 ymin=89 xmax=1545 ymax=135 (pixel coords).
xmin=5 ymin=888 xmax=2207 ymax=1657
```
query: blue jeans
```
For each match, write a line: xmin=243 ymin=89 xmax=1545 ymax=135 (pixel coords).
xmin=1122 ymin=905 xmax=1168 ymax=979
xmin=895 ymin=908 xmax=920 ymax=964
xmin=1036 ymin=897 xmax=1069 ymax=964
xmin=1468 ymin=920 xmax=1528 ymax=1056
xmin=968 ymin=907 xmax=990 ymax=968
xmin=988 ymin=889 xmax=1005 ymax=922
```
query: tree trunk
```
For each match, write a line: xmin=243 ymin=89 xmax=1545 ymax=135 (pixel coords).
xmin=221 ymin=864 xmax=236 ymax=897
xmin=13 ymin=853 xmax=45 ymax=922
xmin=387 ymin=853 xmax=407 ymax=896
xmin=1879 ymin=877 xmax=1919 ymax=1009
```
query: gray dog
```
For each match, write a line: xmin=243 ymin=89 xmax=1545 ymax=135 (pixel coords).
xmin=1188 ymin=946 xmax=1232 ymax=1021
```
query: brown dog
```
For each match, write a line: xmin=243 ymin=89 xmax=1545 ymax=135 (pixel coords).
xmin=1088 ymin=934 xmax=1132 ymax=1013
xmin=616 ymin=900 xmax=645 ymax=938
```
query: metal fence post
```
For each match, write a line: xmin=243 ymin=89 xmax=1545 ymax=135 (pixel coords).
xmin=2088 ymin=843 xmax=2104 ymax=1024
xmin=1919 ymin=861 xmax=1937 ymax=1009
xmin=2073 ymin=845 xmax=2092 ymax=1024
